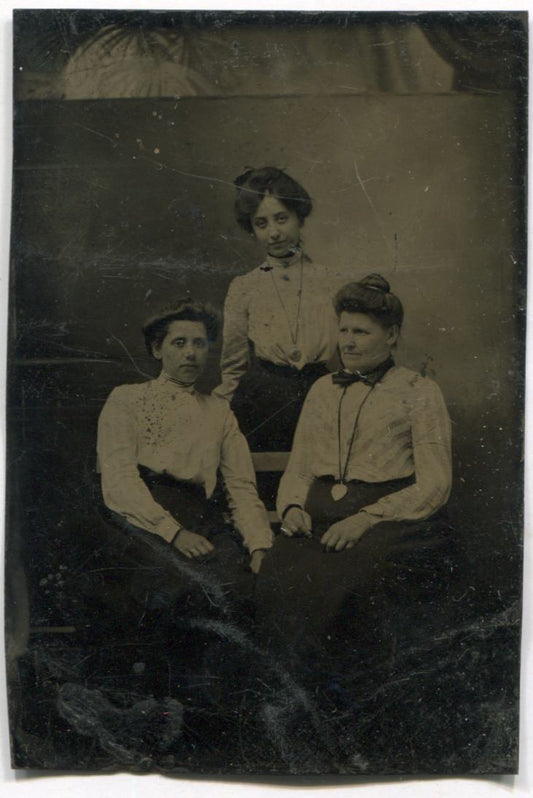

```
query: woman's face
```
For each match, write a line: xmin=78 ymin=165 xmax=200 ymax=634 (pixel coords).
xmin=338 ymin=311 xmax=398 ymax=374
xmin=152 ymin=320 xmax=209 ymax=385
xmin=251 ymin=194 xmax=301 ymax=258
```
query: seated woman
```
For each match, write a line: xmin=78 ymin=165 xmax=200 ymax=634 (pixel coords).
xmin=95 ymin=299 xmax=273 ymax=630
xmin=254 ymin=274 xmax=455 ymax=682
xmin=215 ymin=166 xmax=341 ymax=456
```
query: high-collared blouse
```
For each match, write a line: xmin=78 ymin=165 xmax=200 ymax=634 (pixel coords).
xmin=276 ymin=365 xmax=452 ymax=525
xmin=215 ymin=252 xmax=343 ymax=401
xmin=97 ymin=373 xmax=273 ymax=552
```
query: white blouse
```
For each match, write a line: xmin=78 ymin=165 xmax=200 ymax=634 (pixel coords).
xmin=277 ymin=366 xmax=452 ymax=525
xmin=216 ymin=253 xmax=344 ymax=401
xmin=97 ymin=373 xmax=273 ymax=553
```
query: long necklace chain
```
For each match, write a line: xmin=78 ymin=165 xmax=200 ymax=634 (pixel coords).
xmin=337 ymin=384 xmax=376 ymax=485
xmin=269 ymin=255 xmax=304 ymax=349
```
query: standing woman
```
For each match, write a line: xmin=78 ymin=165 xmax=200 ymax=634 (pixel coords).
xmin=215 ymin=167 xmax=340 ymax=455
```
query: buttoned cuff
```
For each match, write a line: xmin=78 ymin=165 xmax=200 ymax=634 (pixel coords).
xmin=155 ymin=517 xmax=182 ymax=544
xmin=280 ymin=503 xmax=304 ymax=520
xmin=247 ymin=533 xmax=274 ymax=554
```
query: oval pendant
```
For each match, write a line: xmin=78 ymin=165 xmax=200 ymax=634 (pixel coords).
xmin=289 ymin=349 xmax=302 ymax=362
xmin=331 ymin=482 xmax=348 ymax=501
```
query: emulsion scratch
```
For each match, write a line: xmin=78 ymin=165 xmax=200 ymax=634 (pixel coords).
xmin=353 ymin=158 xmax=393 ymax=258
xmin=137 ymin=155 xmax=240 ymax=191
xmin=72 ymin=122 xmax=116 ymax=144
xmin=353 ymin=157 xmax=379 ymax=219
xmin=109 ymin=335 xmax=152 ymax=379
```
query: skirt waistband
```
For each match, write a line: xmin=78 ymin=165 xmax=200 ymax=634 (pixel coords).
xmin=137 ymin=464 xmax=205 ymax=496
xmin=315 ymin=474 xmax=416 ymax=491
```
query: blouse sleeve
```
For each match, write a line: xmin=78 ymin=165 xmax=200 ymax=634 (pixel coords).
xmin=97 ymin=386 xmax=181 ymax=543
xmin=276 ymin=384 xmax=320 ymax=519
xmin=360 ymin=377 xmax=452 ymax=524
xmin=215 ymin=276 xmax=250 ymax=402
xmin=218 ymin=407 xmax=274 ymax=553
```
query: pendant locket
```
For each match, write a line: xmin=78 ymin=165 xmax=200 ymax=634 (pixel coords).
xmin=331 ymin=482 xmax=348 ymax=501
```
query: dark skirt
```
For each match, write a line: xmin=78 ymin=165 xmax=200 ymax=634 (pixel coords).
xmin=231 ymin=358 xmax=329 ymax=452
xmin=254 ymin=476 xmax=456 ymax=674
xmin=81 ymin=468 xmax=255 ymax=634
xmin=77 ymin=472 xmax=339 ymax=768
xmin=231 ymin=358 xmax=329 ymax=509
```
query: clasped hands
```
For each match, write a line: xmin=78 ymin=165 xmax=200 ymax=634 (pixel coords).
xmin=173 ymin=528 xmax=264 ymax=574
xmin=282 ymin=506 xmax=373 ymax=551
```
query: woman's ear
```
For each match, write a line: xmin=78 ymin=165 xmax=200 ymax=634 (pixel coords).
xmin=151 ymin=342 xmax=162 ymax=360
xmin=387 ymin=325 xmax=400 ymax=348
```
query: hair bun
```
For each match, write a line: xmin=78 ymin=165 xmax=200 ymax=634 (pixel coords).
xmin=360 ymin=273 xmax=390 ymax=293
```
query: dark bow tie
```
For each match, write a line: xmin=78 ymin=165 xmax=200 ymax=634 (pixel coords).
xmin=332 ymin=370 xmax=372 ymax=387
xmin=332 ymin=357 xmax=395 ymax=388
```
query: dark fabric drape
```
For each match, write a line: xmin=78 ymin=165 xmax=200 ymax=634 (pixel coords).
xmin=421 ymin=15 xmax=527 ymax=92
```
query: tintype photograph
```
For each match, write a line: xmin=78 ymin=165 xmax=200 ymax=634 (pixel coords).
xmin=4 ymin=8 xmax=528 ymax=778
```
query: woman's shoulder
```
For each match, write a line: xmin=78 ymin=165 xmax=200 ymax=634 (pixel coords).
xmin=386 ymin=366 xmax=447 ymax=403
xmin=226 ymin=265 xmax=266 ymax=301
xmin=105 ymin=381 xmax=150 ymax=404
xmin=229 ymin=263 xmax=268 ymax=284
xmin=390 ymin=365 xmax=441 ymax=385
xmin=196 ymin=391 xmax=237 ymax=427
xmin=303 ymin=372 xmax=338 ymax=402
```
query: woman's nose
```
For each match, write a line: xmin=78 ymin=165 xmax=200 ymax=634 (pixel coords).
xmin=267 ymin=222 xmax=281 ymax=240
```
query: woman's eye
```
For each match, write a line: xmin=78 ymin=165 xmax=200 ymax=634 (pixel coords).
xmin=194 ymin=340 xmax=207 ymax=349
xmin=253 ymin=219 xmax=266 ymax=229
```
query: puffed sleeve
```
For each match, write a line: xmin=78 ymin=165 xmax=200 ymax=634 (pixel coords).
xmin=218 ymin=406 xmax=274 ymax=552
xmin=97 ymin=386 xmax=181 ymax=543
xmin=215 ymin=275 xmax=250 ymax=402
xmin=360 ymin=376 xmax=452 ymax=523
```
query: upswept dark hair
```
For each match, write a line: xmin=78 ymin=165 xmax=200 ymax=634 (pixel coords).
xmin=334 ymin=274 xmax=404 ymax=329
xmin=142 ymin=299 xmax=220 ymax=357
xmin=234 ymin=166 xmax=313 ymax=234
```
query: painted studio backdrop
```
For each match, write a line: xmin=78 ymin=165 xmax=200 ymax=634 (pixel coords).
xmin=5 ymin=11 xmax=527 ymax=775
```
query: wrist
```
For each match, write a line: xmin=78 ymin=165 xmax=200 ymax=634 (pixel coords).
xmin=281 ymin=503 xmax=303 ymax=521
xmin=358 ymin=510 xmax=380 ymax=529
xmin=170 ymin=525 xmax=183 ymax=544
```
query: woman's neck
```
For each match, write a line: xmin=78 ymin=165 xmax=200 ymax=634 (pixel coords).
xmin=266 ymin=246 xmax=303 ymax=269
xmin=158 ymin=371 xmax=196 ymax=392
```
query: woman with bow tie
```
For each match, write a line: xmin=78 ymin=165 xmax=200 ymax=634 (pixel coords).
xmin=255 ymin=274 xmax=455 ymax=687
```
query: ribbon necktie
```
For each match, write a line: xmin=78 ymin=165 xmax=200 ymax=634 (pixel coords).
xmin=331 ymin=370 xmax=371 ymax=387
xmin=331 ymin=357 xmax=396 ymax=388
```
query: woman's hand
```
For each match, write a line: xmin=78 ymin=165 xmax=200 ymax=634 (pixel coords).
xmin=281 ymin=507 xmax=312 ymax=538
xmin=173 ymin=528 xmax=214 ymax=558
xmin=320 ymin=513 xmax=373 ymax=552
xmin=250 ymin=549 xmax=266 ymax=574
